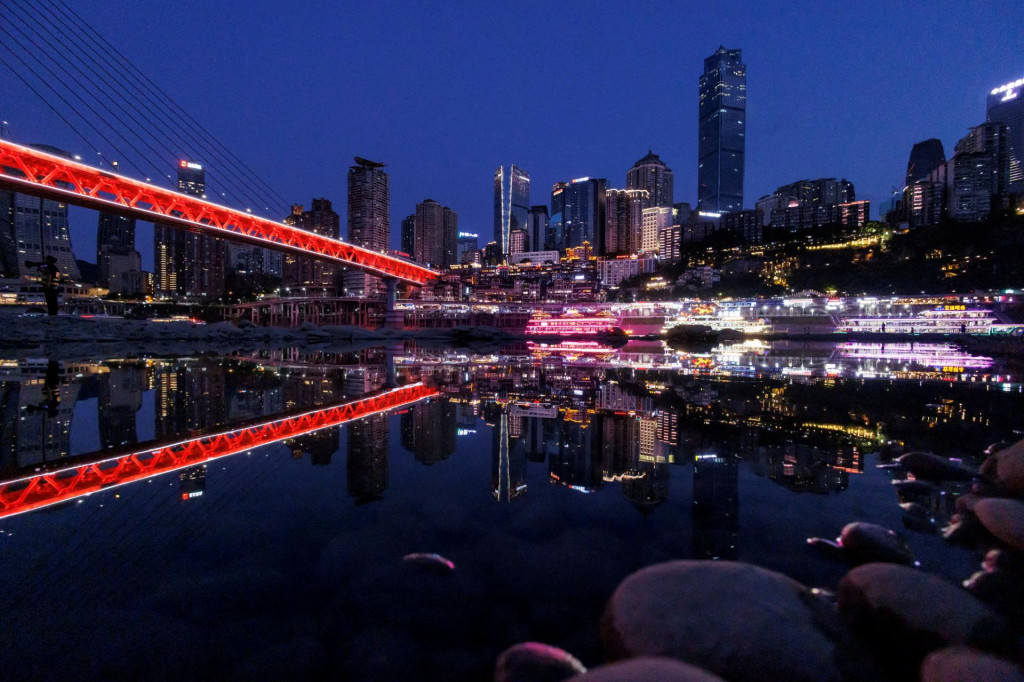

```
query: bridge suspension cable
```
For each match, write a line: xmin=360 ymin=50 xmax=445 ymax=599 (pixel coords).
xmin=0 ymin=0 xmax=292 ymax=218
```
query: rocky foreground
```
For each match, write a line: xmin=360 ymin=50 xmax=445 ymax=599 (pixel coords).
xmin=494 ymin=444 xmax=1024 ymax=682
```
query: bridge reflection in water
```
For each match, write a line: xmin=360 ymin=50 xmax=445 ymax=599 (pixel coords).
xmin=0 ymin=382 xmax=438 ymax=519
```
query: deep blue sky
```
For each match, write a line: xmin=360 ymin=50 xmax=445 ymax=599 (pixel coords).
xmin=3 ymin=0 xmax=1023 ymax=267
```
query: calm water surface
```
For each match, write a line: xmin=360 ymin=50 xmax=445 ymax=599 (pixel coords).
xmin=1 ymin=340 xmax=1021 ymax=680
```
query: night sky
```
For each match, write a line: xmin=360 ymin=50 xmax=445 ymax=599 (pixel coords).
xmin=2 ymin=0 xmax=1023 ymax=267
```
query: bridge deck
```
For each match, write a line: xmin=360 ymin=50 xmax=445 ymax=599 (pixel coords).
xmin=0 ymin=139 xmax=437 ymax=285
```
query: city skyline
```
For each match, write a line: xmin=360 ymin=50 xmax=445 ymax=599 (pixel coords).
xmin=0 ymin=1 xmax=1021 ymax=268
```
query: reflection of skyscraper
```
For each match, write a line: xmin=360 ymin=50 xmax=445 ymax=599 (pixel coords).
xmin=155 ymin=362 xmax=226 ymax=440
xmin=98 ymin=364 xmax=142 ymax=451
xmin=492 ymin=411 xmax=527 ymax=501
xmin=692 ymin=453 xmax=739 ymax=560
xmin=494 ymin=164 xmax=530 ymax=259
xmin=179 ymin=465 xmax=206 ymax=500
xmin=348 ymin=415 xmax=388 ymax=502
xmin=400 ymin=399 xmax=456 ymax=465
xmin=698 ymin=47 xmax=746 ymax=213
xmin=549 ymin=412 xmax=603 ymax=492
xmin=288 ymin=426 xmax=340 ymax=466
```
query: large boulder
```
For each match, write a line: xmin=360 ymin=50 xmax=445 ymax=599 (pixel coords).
xmin=602 ymin=560 xmax=843 ymax=682
xmin=566 ymin=658 xmax=726 ymax=682
xmin=896 ymin=452 xmax=976 ymax=482
xmin=920 ymin=646 xmax=1022 ymax=682
xmin=838 ymin=522 xmax=915 ymax=565
xmin=973 ymin=497 xmax=1024 ymax=553
xmin=494 ymin=642 xmax=586 ymax=682
xmin=993 ymin=439 xmax=1024 ymax=495
xmin=838 ymin=563 xmax=1006 ymax=678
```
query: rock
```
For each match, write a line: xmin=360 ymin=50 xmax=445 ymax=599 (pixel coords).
xmin=973 ymin=498 xmax=1024 ymax=552
xmin=962 ymin=569 xmax=1024 ymax=620
xmin=892 ymin=479 xmax=937 ymax=497
xmin=942 ymin=513 xmax=987 ymax=546
xmin=994 ymin=439 xmax=1024 ymax=495
xmin=983 ymin=549 xmax=1024 ymax=575
xmin=565 ymin=657 xmax=725 ymax=682
xmin=920 ymin=646 xmax=1022 ymax=682
xmin=838 ymin=563 xmax=1006 ymax=677
xmin=494 ymin=642 xmax=586 ymax=682
xmin=602 ymin=560 xmax=843 ymax=682
xmin=956 ymin=493 xmax=981 ymax=514
xmin=896 ymin=452 xmax=976 ymax=482
xmin=838 ymin=522 xmax=915 ymax=565
xmin=806 ymin=537 xmax=846 ymax=561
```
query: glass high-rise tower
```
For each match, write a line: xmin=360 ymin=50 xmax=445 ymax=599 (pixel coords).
xmin=493 ymin=164 xmax=530 ymax=259
xmin=987 ymin=76 xmax=1024 ymax=191
xmin=698 ymin=47 xmax=746 ymax=214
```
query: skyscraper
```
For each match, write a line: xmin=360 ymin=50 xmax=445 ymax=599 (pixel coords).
xmin=560 ymin=177 xmax=607 ymax=254
xmin=155 ymin=160 xmax=224 ymax=298
xmin=493 ymin=164 xmax=530 ymax=259
xmin=948 ymin=122 xmax=1009 ymax=222
xmin=698 ymin=47 xmax=746 ymax=214
xmin=905 ymin=139 xmax=947 ymax=187
xmin=604 ymin=188 xmax=649 ymax=256
xmin=412 ymin=199 xmax=458 ymax=268
xmin=282 ymin=199 xmax=340 ymax=293
xmin=0 ymin=144 xmax=80 ymax=280
xmin=987 ymin=76 xmax=1024 ymax=191
xmin=527 ymin=205 xmax=548 ymax=252
xmin=626 ymin=151 xmax=674 ymax=208
xmin=347 ymin=157 xmax=390 ymax=296
xmin=400 ymin=214 xmax=416 ymax=257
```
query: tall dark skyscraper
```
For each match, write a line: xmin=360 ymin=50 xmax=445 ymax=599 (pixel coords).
xmin=0 ymin=144 xmax=80 ymax=280
xmin=987 ymin=76 xmax=1024 ymax=190
xmin=698 ymin=47 xmax=746 ymax=214
xmin=400 ymin=214 xmax=415 ymax=257
xmin=282 ymin=199 xmax=340 ymax=292
xmin=561 ymin=177 xmax=607 ymax=254
xmin=412 ymin=199 xmax=458 ymax=268
xmin=905 ymin=139 xmax=947 ymax=187
xmin=155 ymin=160 xmax=225 ymax=298
xmin=527 ymin=205 xmax=548 ymax=252
xmin=626 ymin=150 xmax=674 ymax=208
xmin=347 ymin=157 xmax=390 ymax=296
xmin=493 ymin=164 xmax=530 ymax=259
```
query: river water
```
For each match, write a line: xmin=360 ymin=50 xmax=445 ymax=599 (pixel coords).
xmin=0 ymin=339 xmax=1021 ymax=680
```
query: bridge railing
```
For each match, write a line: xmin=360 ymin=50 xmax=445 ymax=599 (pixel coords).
xmin=0 ymin=139 xmax=437 ymax=285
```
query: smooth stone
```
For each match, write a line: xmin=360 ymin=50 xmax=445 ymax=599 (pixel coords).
xmin=897 ymin=452 xmax=976 ymax=482
xmin=962 ymin=569 xmax=1024 ymax=620
xmin=494 ymin=642 xmax=586 ymax=682
xmin=838 ymin=563 xmax=1005 ymax=660
xmin=566 ymin=657 xmax=726 ymax=682
xmin=983 ymin=549 xmax=1024 ymax=574
xmin=994 ymin=439 xmax=1024 ymax=495
xmin=920 ymin=646 xmax=1022 ymax=682
xmin=973 ymin=498 xmax=1024 ymax=552
xmin=602 ymin=560 xmax=842 ymax=682
xmin=839 ymin=522 xmax=915 ymax=565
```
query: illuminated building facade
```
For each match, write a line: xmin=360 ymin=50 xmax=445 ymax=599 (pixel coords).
xmin=641 ymin=206 xmax=673 ymax=255
xmin=400 ymin=214 xmax=415 ymax=257
xmin=493 ymin=164 xmax=530 ymax=259
xmin=155 ymin=160 xmax=225 ymax=298
xmin=412 ymin=199 xmax=458 ymax=268
xmin=347 ymin=157 xmax=390 ymax=296
xmin=987 ymin=76 xmax=1024 ymax=190
xmin=348 ymin=415 xmax=388 ymax=501
xmin=527 ymin=205 xmax=548 ymax=252
xmin=626 ymin=150 xmax=674 ymax=209
xmin=949 ymin=122 xmax=1009 ymax=222
xmin=905 ymin=139 xmax=946 ymax=187
xmin=605 ymin=188 xmax=648 ymax=255
xmin=282 ymin=199 xmax=340 ymax=293
xmin=0 ymin=145 xmax=80 ymax=280
xmin=557 ymin=177 xmax=607 ymax=254
xmin=698 ymin=47 xmax=746 ymax=213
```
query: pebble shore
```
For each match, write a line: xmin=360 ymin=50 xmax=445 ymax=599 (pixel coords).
xmin=495 ymin=443 xmax=1024 ymax=682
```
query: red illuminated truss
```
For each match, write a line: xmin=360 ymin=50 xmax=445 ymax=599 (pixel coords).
xmin=0 ymin=383 xmax=438 ymax=519
xmin=0 ymin=140 xmax=437 ymax=285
